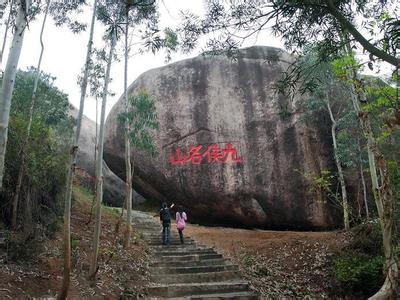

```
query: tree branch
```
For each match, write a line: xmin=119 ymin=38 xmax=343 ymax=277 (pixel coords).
xmin=325 ymin=0 xmax=399 ymax=67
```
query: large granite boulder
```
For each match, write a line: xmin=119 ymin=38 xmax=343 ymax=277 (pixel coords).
xmin=70 ymin=108 xmax=145 ymax=207
xmin=104 ymin=46 xmax=341 ymax=229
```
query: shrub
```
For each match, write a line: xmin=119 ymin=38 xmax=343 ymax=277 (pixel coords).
xmin=349 ymin=221 xmax=382 ymax=256
xmin=333 ymin=252 xmax=384 ymax=296
xmin=6 ymin=232 xmax=42 ymax=261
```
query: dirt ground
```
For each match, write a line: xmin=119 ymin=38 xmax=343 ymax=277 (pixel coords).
xmin=185 ymin=224 xmax=346 ymax=298
xmin=0 ymin=186 xmax=150 ymax=299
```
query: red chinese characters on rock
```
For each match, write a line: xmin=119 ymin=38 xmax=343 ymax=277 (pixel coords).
xmin=170 ymin=144 xmax=242 ymax=165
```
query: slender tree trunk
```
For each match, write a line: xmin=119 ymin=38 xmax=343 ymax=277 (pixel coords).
xmin=358 ymin=140 xmax=369 ymax=219
xmin=360 ymin=164 xmax=369 ymax=218
xmin=123 ymin=14 xmax=132 ymax=249
xmin=11 ymin=0 xmax=50 ymax=231
xmin=0 ymin=0 xmax=29 ymax=189
xmin=58 ymin=0 xmax=98 ymax=299
xmin=88 ymin=32 xmax=116 ymax=282
xmin=94 ymin=97 xmax=98 ymax=171
xmin=325 ymin=97 xmax=350 ymax=230
xmin=356 ymin=181 xmax=361 ymax=219
xmin=23 ymin=184 xmax=32 ymax=235
xmin=0 ymin=0 xmax=14 ymax=66
xmin=343 ymin=44 xmax=398 ymax=299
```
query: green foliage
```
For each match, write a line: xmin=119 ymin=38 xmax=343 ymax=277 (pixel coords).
xmin=333 ymin=253 xmax=383 ymax=296
xmin=241 ymin=254 xmax=255 ymax=268
xmin=0 ymin=69 xmax=73 ymax=233
xmin=387 ymin=161 xmax=400 ymax=225
xmin=118 ymin=90 xmax=159 ymax=156
xmin=177 ymin=0 xmax=399 ymax=67
xmin=12 ymin=68 xmax=73 ymax=127
xmin=5 ymin=231 xmax=42 ymax=261
xmin=296 ymin=169 xmax=336 ymax=204
xmin=278 ymin=104 xmax=292 ymax=120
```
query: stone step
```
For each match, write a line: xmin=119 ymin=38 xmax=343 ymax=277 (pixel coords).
xmin=152 ymin=248 xmax=216 ymax=257
xmin=149 ymin=244 xmax=204 ymax=250
xmin=188 ymin=291 xmax=259 ymax=299
xmin=147 ymin=281 xmax=250 ymax=297
xmin=146 ymin=236 xmax=194 ymax=241
xmin=152 ymin=270 xmax=240 ymax=284
xmin=150 ymin=264 xmax=238 ymax=275
xmin=150 ymin=258 xmax=231 ymax=268
xmin=134 ymin=226 xmax=160 ymax=231
xmin=145 ymin=235 xmax=186 ymax=241
xmin=147 ymin=240 xmax=196 ymax=246
xmin=152 ymin=253 xmax=223 ymax=263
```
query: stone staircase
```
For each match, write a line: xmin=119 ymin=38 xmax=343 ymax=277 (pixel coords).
xmin=130 ymin=211 xmax=259 ymax=299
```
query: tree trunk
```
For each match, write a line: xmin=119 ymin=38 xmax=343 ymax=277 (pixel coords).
xmin=358 ymin=140 xmax=369 ymax=219
xmin=343 ymin=44 xmax=398 ymax=299
xmin=0 ymin=0 xmax=14 ymax=66
xmin=123 ymin=14 xmax=132 ymax=249
xmin=88 ymin=31 xmax=116 ymax=282
xmin=23 ymin=184 xmax=32 ymax=235
xmin=58 ymin=0 xmax=98 ymax=299
xmin=325 ymin=96 xmax=350 ymax=230
xmin=360 ymin=164 xmax=369 ymax=218
xmin=0 ymin=0 xmax=29 ymax=189
xmin=11 ymin=0 xmax=50 ymax=231
xmin=356 ymin=180 xmax=362 ymax=219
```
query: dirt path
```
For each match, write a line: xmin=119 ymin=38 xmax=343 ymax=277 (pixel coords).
xmin=185 ymin=224 xmax=344 ymax=298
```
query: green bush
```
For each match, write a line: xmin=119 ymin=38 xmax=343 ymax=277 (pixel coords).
xmin=349 ymin=221 xmax=383 ymax=256
xmin=6 ymin=232 xmax=42 ymax=261
xmin=333 ymin=253 xmax=384 ymax=296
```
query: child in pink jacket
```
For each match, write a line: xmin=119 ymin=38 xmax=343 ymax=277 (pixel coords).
xmin=176 ymin=206 xmax=187 ymax=244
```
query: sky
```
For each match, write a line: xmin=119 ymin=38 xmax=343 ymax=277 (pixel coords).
xmin=0 ymin=0 xmax=284 ymax=122
xmin=1 ymin=1 xmax=392 ymax=123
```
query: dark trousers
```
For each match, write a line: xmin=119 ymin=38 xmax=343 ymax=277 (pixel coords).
xmin=162 ymin=223 xmax=170 ymax=245
xmin=178 ymin=229 xmax=184 ymax=244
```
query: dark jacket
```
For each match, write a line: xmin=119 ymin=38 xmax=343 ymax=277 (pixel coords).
xmin=160 ymin=206 xmax=171 ymax=226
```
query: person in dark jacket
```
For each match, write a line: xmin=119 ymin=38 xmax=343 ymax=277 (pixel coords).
xmin=160 ymin=202 xmax=174 ymax=245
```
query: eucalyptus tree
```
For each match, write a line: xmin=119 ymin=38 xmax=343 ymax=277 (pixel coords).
xmin=0 ymin=0 xmax=34 ymax=189
xmin=0 ymin=0 xmax=14 ymax=66
xmin=11 ymin=0 xmax=50 ymax=231
xmin=87 ymin=0 xmax=124 ymax=282
xmin=118 ymin=90 xmax=159 ymax=245
xmin=121 ymin=0 xmax=158 ymax=248
xmin=332 ymin=49 xmax=399 ymax=299
xmin=58 ymin=0 xmax=98 ymax=298
xmin=292 ymin=52 xmax=355 ymax=230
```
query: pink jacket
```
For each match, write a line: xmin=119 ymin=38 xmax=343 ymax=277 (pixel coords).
xmin=176 ymin=212 xmax=187 ymax=230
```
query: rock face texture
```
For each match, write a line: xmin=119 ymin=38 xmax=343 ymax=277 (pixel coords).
xmin=104 ymin=46 xmax=340 ymax=229
xmin=70 ymin=108 xmax=145 ymax=207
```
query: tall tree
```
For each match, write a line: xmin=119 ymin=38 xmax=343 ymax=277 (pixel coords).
xmin=87 ymin=0 xmax=124 ymax=281
xmin=333 ymin=47 xmax=399 ymax=299
xmin=11 ymin=0 xmax=50 ymax=231
xmin=292 ymin=52 xmax=353 ymax=229
xmin=118 ymin=91 xmax=159 ymax=196
xmin=58 ymin=0 xmax=98 ymax=298
xmin=0 ymin=0 xmax=14 ymax=66
xmin=0 ymin=0 xmax=32 ymax=189
xmin=88 ymin=29 xmax=117 ymax=281
xmin=123 ymin=5 xmax=133 ymax=248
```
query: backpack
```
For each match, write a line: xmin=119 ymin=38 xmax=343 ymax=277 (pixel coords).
xmin=176 ymin=212 xmax=187 ymax=230
xmin=160 ymin=207 xmax=171 ymax=223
